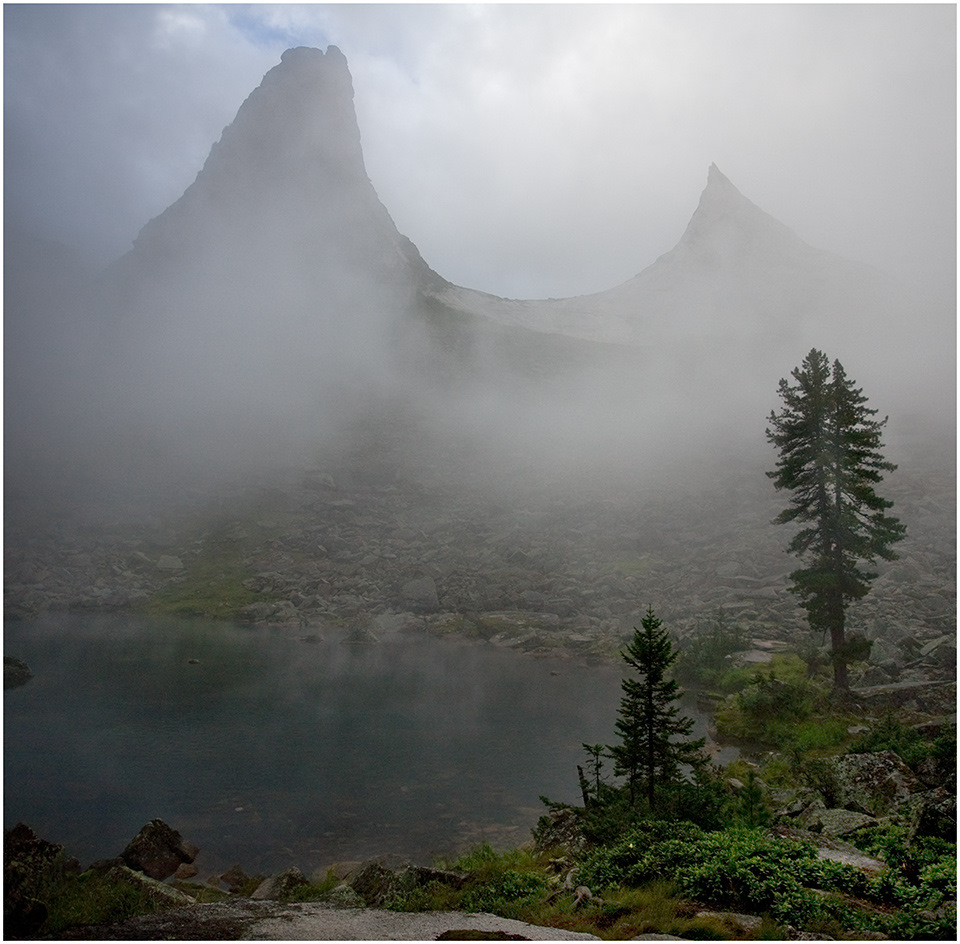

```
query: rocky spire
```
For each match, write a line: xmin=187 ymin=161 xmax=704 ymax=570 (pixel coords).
xmin=124 ymin=46 xmax=429 ymax=284
xmin=673 ymin=163 xmax=805 ymax=259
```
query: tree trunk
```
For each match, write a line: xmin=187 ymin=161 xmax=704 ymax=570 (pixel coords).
xmin=828 ymin=588 xmax=848 ymax=692
xmin=577 ymin=765 xmax=591 ymax=808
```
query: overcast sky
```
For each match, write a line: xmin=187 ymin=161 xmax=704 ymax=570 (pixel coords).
xmin=4 ymin=2 xmax=956 ymax=300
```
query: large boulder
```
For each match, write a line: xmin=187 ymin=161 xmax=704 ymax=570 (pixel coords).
xmin=907 ymin=786 xmax=957 ymax=842
xmin=832 ymin=751 xmax=921 ymax=816
xmin=345 ymin=856 xmax=466 ymax=906
xmin=120 ymin=819 xmax=199 ymax=880
xmin=4 ymin=823 xmax=80 ymax=937
xmin=797 ymin=806 xmax=877 ymax=839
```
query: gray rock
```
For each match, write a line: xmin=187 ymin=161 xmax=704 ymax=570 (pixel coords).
xmin=908 ymin=786 xmax=957 ymax=841
xmin=251 ymin=866 xmax=308 ymax=900
xmin=120 ymin=819 xmax=199 ymax=881
xmin=400 ymin=577 xmax=440 ymax=612
xmin=103 ymin=863 xmax=196 ymax=906
xmin=219 ymin=864 xmax=252 ymax=893
xmin=798 ymin=806 xmax=877 ymax=839
xmin=833 ymin=751 xmax=921 ymax=816
xmin=345 ymin=857 xmax=465 ymax=906
xmin=532 ymin=806 xmax=588 ymax=858
xmin=156 ymin=555 xmax=184 ymax=572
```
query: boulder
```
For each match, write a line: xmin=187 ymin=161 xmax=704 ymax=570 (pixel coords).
xmin=251 ymin=866 xmax=308 ymax=900
xmin=832 ymin=751 xmax=921 ymax=816
xmin=102 ymin=863 xmax=196 ymax=906
xmin=155 ymin=555 xmax=184 ymax=572
xmin=797 ymin=806 xmax=877 ymax=839
xmin=219 ymin=864 xmax=252 ymax=893
xmin=532 ymin=807 xmax=589 ymax=858
xmin=400 ymin=577 xmax=440 ymax=612
xmin=4 ymin=656 xmax=33 ymax=690
xmin=120 ymin=819 xmax=199 ymax=880
xmin=908 ymin=786 xmax=957 ymax=841
xmin=326 ymin=882 xmax=366 ymax=907
xmin=345 ymin=856 xmax=466 ymax=906
xmin=346 ymin=860 xmax=403 ymax=905
xmin=4 ymin=823 xmax=80 ymax=937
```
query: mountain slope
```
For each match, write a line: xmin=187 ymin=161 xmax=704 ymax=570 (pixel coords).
xmin=7 ymin=44 xmax=951 ymax=513
xmin=431 ymin=165 xmax=904 ymax=349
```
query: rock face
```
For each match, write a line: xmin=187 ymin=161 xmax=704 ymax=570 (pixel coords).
xmin=775 ymin=748 xmax=956 ymax=850
xmin=90 ymin=44 xmax=439 ymax=455
xmin=3 ymin=823 xmax=80 ymax=937
xmin=120 ymin=819 xmax=199 ymax=881
xmin=833 ymin=751 xmax=921 ymax=816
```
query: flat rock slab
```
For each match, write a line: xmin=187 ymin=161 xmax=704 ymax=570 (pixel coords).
xmin=60 ymin=901 xmax=600 ymax=940
xmin=251 ymin=905 xmax=600 ymax=940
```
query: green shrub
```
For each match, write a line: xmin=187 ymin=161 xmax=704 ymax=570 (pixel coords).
xmin=578 ymin=824 xmax=877 ymax=930
xmin=288 ymin=869 xmax=342 ymax=902
xmin=792 ymin=717 xmax=849 ymax=752
xmin=460 ymin=868 xmax=548 ymax=918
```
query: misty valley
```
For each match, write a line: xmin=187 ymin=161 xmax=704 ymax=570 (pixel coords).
xmin=5 ymin=42 xmax=955 ymax=940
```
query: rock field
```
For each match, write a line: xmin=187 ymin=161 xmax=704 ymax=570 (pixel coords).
xmin=4 ymin=441 xmax=955 ymax=685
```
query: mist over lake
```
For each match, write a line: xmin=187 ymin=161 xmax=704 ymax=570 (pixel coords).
xmin=4 ymin=614 xmax=729 ymax=876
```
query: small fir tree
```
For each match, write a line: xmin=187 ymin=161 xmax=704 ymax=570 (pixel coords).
xmin=610 ymin=607 xmax=705 ymax=811
xmin=582 ymin=743 xmax=607 ymax=803
xmin=767 ymin=349 xmax=906 ymax=692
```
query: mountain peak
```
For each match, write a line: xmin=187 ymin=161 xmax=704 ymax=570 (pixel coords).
xmin=126 ymin=44 xmax=427 ymax=280
xmin=674 ymin=163 xmax=804 ymax=259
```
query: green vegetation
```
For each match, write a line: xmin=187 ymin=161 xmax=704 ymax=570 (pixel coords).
xmin=609 ymin=608 xmax=706 ymax=810
xmin=8 ymin=854 xmax=165 ymax=936
xmin=713 ymin=654 xmax=837 ymax=748
xmin=380 ymin=843 xmax=782 ymax=939
xmin=139 ymin=520 xmax=276 ymax=620
xmin=766 ymin=349 xmax=906 ymax=692
xmin=141 ymin=557 xmax=264 ymax=620
xmin=848 ymin=714 xmax=957 ymax=786
xmin=673 ymin=613 xmax=752 ymax=693
xmin=378 ymin=819 xmax=954 ymax=940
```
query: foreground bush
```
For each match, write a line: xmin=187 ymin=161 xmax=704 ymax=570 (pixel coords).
xmin=575 ymin=821 xmax=956 ymax=937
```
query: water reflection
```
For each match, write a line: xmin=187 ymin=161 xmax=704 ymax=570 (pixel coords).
xmin=4 ymin=613 xmax=724 ymax=875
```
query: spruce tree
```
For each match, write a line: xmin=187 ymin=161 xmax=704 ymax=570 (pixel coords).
xmin=610 ymin=607 xmax=705 ymax=811
xmin=767 ymin=349 xmax=906 ymax=692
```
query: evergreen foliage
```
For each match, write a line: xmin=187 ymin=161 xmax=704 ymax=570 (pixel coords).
xmin=609 ymin=607 xmax=705 ymax=811
xmin=766 ymin=349 xmax=905 ymax=691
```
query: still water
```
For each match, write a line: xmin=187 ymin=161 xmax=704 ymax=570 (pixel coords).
xmin=4 ymin=614 xmax=723 ymax=876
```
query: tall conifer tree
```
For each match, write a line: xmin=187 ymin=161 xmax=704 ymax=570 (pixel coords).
xmin=611 ymin=607 xmax=704 ymax=810
xmin=767 ymin=349 xmax=905 ymax=692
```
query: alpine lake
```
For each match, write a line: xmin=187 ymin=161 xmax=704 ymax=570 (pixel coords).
xmin=4 ymin=613 xmax=732 ymax=878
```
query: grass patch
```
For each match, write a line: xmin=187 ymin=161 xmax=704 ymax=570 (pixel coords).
xmin=140 ymin=523 xmax=276 ymax=621
xmin=40 ymin=868 xmax=166 ymax=935
xmin=142 ymin=561 xmax=265 ymax=620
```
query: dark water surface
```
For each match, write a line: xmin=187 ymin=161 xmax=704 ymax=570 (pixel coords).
xmin=4 ymin=614 xmax=721 ymax=876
